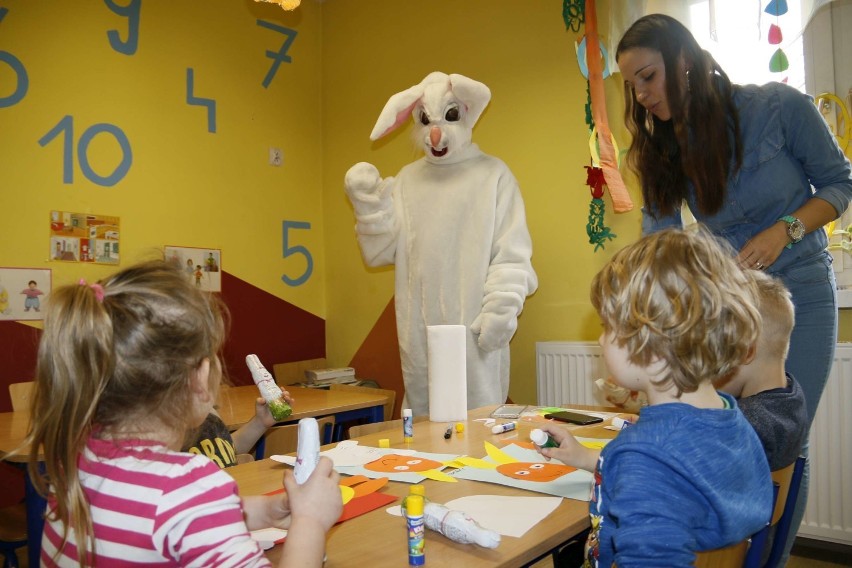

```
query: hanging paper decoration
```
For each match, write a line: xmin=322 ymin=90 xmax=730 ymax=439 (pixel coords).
xmin=765 ymin=0 xmax=789 ymax=79
xmin=585 ymin=165 xmax=616 ymax=251
xmin=562 ymin=0 xmax=584 ymax=32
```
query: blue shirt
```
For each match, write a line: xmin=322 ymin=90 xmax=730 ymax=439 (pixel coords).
xmin=586 ymin=392 xmax=773 ymax=567
xmin=643 ymin=82 xmax=852 ymax=273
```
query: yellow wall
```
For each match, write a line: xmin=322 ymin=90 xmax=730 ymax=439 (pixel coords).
xmin=0 ymin=0 xmax=327 ymax=316
xmin=320 ymin=0 xmax=644 ymax=405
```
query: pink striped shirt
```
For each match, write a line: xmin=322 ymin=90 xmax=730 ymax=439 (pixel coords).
xmin=41 ymin=437 xmax=272 ymax=567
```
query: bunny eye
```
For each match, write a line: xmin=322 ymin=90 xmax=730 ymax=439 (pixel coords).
xmin=419 ymin=111 xmax=430 ymax=126
xmin=445 ymin=106 xmax=460 ymax=122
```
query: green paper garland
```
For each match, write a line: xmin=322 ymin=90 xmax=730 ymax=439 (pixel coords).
xmin=587 ymin=197 xmax=616 ymax=251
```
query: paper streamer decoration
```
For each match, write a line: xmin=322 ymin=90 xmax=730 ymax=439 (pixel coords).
xmin=427 ymin=325 xmax=468 ymax=422
xmin=584 ymin=0 xmax=633 ymax=213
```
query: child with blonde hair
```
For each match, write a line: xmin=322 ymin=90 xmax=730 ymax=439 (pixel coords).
xmin=717 ymin=270 xmax=807 ymax=471
xmin=24 ymin=260 xmax=341 ymax=567
xmin=539 ymin=228 xmax=773 ymax=567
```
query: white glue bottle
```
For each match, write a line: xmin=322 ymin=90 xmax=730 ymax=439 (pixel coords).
xmin=246 ymin=354 xmax=292 ymax=421
xmin=294 ymin=417 xmax=320 ymax=484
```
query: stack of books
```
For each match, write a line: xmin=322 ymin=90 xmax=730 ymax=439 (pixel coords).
xmin=304 ymin=367 xmax=357 ymax=386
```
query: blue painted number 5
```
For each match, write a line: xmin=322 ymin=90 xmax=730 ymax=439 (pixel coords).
xmin=282 ymin=220 xmax=313 ymax=286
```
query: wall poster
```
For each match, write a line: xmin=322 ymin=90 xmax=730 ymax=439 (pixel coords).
xmin=0 ymin=267 xmax=52 ymax=321
xmin=49 ymin=210 xmax=120 ymax=265
xmin=164 ymin=245 xmax=222 ymax=292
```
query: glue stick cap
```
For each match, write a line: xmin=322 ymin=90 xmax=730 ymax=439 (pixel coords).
xmin=402 ymin=408 xmax=412 ymax=418
xmin=410 ymin=484 xmax=425 ymax=498
xmin=406 ymin=494 xmax=424 ymax=516
xmin=530 ymin=428 xmax=548 ymax=446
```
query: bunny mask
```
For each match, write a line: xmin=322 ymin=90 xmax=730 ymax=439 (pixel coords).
xmin=370 ymin=72 xmax=491 ymax=164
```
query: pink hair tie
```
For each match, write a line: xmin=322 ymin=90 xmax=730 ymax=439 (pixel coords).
xmin=78 ymin=279 xmax=105 ymax=303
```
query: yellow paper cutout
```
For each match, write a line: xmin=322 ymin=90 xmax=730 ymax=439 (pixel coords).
xmin=484 ymin=441 xmax=517 ymax=465
xmin=419 ymin=469 xmax=459 ymax=482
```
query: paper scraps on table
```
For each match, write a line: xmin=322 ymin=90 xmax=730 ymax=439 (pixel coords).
xmin=251 ymin=527 xmax=287 ymax=549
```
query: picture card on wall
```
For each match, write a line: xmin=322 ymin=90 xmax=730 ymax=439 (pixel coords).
xmin=0 ymin=267 xmax=51 ymax=321
xmin=50 ymin=210 xmax=120 ymax=265
xmin=164 ymin=245 xmax=222 ymax=292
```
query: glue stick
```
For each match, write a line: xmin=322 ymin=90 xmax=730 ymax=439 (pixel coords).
xmin=405 ymin=494 xmax=425 ymax=565
xmin=402 ymin=408 xmax=414 ymax=443
xmin=491 ymin=422 xmax=516 ymax=434
xmin=530 ymin=428 xmax=559 ymax=448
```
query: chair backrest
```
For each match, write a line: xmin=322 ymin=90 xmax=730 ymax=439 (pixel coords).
xmin=328 ymin=383 xmax=396 ymax=421
xmin=261 ymin=415 xmax=336 ymax=459
xmin=9 ymin=382 xmax=34 ymax=412
xmin=272 ymin=358 xmax=328 ymax=385
xmin=348 ymin=415 xmax=428 ymax=438
xmin=235 ymin=453 xmax=255 ymax=465
xmin=764 ymin=456 xmax=806 ymax=568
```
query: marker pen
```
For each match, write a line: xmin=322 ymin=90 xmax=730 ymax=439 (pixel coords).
xmin=444 ymin=427 xmax=452 ymax=439
xmin=491 ymin=422 xmax=516 ymax=434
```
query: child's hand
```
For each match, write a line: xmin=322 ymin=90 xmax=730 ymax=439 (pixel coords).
xmin=253 ymin=398 xmax=277 ymax=428
xmin=536 ymin=425 xmax=600 ymax=472
xmin=283 ymin=457 xmax=342 ymax=532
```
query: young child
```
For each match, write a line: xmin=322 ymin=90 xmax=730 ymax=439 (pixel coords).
xmin=184 ymin=397 xmax=281 ymax=467
xmin=25 ymin=260 xmax=342 ymax=567
xmin=538 ymin=228 xmax=773 ymax=567
xmin=717 ymin=271 xmax=808 ymax=471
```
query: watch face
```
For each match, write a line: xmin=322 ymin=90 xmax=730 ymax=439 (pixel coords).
xmin=788 ymin=219 xmax=806 ymax=242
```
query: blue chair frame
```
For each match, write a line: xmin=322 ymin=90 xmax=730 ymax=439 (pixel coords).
xmin=762 ymin=456 xmax=806 ymax=568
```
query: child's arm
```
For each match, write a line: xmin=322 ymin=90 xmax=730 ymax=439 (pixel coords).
xmin=278 ymin=457 xmax=343 ymax=568
xmin=536 ymin=424 xmax=601 ymax=472
xmin=230 ymin=391 xmax=293 ymax=455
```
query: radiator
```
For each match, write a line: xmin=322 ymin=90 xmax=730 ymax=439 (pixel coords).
xmin=535 ymin=341 xmax=852 ymax=546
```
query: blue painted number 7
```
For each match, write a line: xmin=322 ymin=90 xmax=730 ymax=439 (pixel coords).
xmin=282 ymin=220 xmax=313 ymax=286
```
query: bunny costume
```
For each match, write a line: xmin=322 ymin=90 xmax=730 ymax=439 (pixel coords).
xmin=345 ymin=72 xmax=537 ymax=416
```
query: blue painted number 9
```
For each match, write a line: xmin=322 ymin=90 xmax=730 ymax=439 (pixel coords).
xmin=282 ymin=220 xmax=313 ymax=286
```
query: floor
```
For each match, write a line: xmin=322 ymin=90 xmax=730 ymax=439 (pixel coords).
xmin=10 ymin=538 xmax=852 ymax=567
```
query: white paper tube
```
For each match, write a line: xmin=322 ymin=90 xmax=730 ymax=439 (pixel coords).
xmin=427 ymin=325 xmax=468 ymax=422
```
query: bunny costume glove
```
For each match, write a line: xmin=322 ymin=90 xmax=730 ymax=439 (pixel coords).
xmin=344 ymin=72 xmax=537 ymax=416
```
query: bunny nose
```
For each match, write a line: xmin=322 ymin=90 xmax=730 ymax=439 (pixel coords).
xmin=430 ymin=127 xmax=442 ymax=148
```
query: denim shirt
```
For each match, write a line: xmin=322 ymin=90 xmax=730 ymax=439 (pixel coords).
xmin=642 ymin=82 xmax=852 ymax=274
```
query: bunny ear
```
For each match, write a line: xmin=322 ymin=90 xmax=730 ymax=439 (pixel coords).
xmin=370 ymin=72 xmax=450 ymax=140
xmin=448 ymin=74 xmax=491 ymax=126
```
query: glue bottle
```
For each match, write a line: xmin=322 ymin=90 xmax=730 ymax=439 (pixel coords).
xmin=530 ymin=428 xmax=559 ymax=448
xmin=246 ymin=354 xmax=292 ymax=421
xmin=402 ymin=408 xmax=414 ymax=444
xmin=294 ymin=417 xmax=320 ymax=484
xmin=405 ymin=494 xmax=426 ymax=565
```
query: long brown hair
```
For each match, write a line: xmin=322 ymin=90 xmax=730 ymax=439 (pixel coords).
xmin=616 ymin=14 xmax=742 ymax=217
xmin=25 ymin=260 xmax=227 ymax=566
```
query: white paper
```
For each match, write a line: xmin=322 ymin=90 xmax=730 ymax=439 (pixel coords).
xmin=250 ymin=527 xmax=287 ymax=550
xmin=270 ymin=440 xmax=416 ymax=468
xmin=427 ymin=325 xmax=467 ymax=422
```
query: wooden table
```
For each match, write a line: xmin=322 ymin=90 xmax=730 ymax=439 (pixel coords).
xmin=0 ymin=385 xmax=387 ymax=567
xmin=218 ymin=385 xmax=387 ymax=431
xmin=227 ymin=405 xmax=618 ymax=568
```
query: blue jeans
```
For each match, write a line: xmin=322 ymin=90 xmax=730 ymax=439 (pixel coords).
xmin=773 ymin=250 xmax=837 ymax=563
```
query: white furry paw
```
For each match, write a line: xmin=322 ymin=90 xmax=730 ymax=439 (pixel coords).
xmin=344 ymin=162 xmax=381 ymax=199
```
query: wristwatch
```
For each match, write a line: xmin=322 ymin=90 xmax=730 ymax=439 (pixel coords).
xmin=779 ymin=215 xmax=805 ymax=248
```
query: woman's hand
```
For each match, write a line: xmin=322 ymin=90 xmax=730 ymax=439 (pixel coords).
xmin=737 ymin=223 xmax=789 ymax=270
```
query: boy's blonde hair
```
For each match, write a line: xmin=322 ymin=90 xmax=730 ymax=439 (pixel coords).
xmin=591 ymin=227 xmax=760 ymax=396
xmin=750 ymin=270 xmax=795 ymax=360
xmin=25 ymin=259 xmax=228 ymax=566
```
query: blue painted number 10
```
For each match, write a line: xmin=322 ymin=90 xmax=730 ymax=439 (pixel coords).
xmin=38 ymin=115 xmax=133 ymax=187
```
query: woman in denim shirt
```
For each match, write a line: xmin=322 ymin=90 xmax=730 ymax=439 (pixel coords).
xmin=616 ymin=13 xmax=852 ymax=563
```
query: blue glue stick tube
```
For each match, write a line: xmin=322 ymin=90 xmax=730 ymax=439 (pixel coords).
xmin=406 ymin=494 xmax=425 ymax=565
xmin=491 ymin=422 xmax=516 ymax=434
xmin=611 ymin=417 xmax=634 ymax=430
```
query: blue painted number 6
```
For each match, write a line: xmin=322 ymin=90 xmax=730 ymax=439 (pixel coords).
xmin=282 ymin=220 xmax=313 ymax=286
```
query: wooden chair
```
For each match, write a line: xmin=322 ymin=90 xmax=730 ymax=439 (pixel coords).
xmin=2 ymin=383 xmax=31 ymax=568
xmin=272 ymin=358 xmax=328 ymax=385
xmin=8 ymin=382 xmax=34 ymax=412
xmin=260 ymin=416 xmax=336 ymax=459
xmin=348 ymin=415 xmax=428 ymax=439
xmin=235 ymin=453 xmax=255 ymax=465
